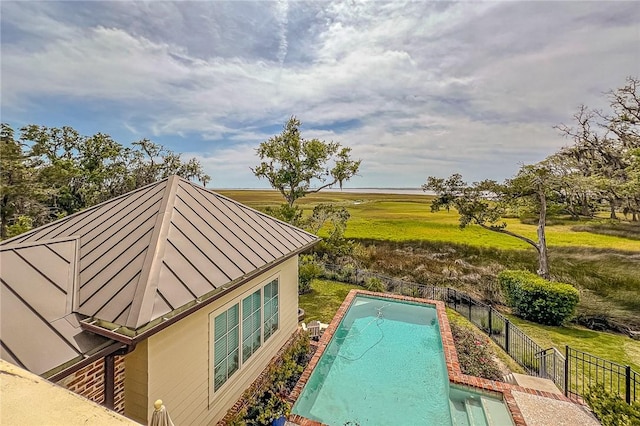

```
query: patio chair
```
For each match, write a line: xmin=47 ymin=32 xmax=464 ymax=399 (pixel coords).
xmin=307 ymin=320 xmax=321 ymax=340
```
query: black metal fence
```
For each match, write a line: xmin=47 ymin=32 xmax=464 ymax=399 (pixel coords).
xmin=319 ymin=263 xmax=639 ymax=404
xmin=565 ymin=347 xmax=639 ymax=404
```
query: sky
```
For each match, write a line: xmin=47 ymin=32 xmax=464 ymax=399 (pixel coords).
xmin=1 ymin=1 xmax=639 ymax=189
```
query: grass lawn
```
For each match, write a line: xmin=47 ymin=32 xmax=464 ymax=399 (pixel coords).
xmin=298 ymin=279 xmax=360 ymax=323
xmin=507 ymin=315 xmax=640 ymax=372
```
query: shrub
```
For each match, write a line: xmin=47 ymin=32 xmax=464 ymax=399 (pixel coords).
xmin=499 ymin=270 xmax=579 ymax=326
xmin=231 ymin=332 xmax=311 ymax=425
xmin=584 ymin=383 xmax=640 ymax=426
xmin=298 ymin=255 xmax=323 ymax=294
xmin=364 ymin=277 xmax=386 ymax=292
xmin=450 ymin=323 xmax=503 ymax=381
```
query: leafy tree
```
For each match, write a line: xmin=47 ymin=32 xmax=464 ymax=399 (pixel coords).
xmin=252 ymin=116 xmax=361 ymax=207
xmin=252 ymin=116 xmax=361 ymax=260
xmin=1 ymin=123 xmax=211 ymax=239
xmin=424 ymin=163 xmax=558 ymax=278
xmin=0 ymin=124 xmax=49 ymax=238
xmin=556 ymin=76 xmax=640 ymax=220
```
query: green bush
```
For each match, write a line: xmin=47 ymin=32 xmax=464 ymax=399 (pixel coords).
xmin=235 ymin=331 xmax=311 ymax=425
xmin=298 ymin=255 xmax=323 ymax=294
xmin=364 ymin=277 xmax=386 ymax=292
xmin=499 ymin=270 xmax=579 ymax=326
xmin=584 ymin=383 xmax=640 ymax=426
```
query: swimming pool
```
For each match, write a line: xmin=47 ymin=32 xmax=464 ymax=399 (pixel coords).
xmin=291 ymin=293 xmax=514 ymax=425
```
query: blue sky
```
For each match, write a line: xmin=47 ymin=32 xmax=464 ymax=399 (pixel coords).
xmin=1 ymin=1 xmax=639 ymax=189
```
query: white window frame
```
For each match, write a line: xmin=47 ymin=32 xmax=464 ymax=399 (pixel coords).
xmin=209 ymin=275 xmax=281 ymax=398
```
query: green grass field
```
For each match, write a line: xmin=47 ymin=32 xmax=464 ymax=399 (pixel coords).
xmin=220 ymin=190 xmax=640 ymax=251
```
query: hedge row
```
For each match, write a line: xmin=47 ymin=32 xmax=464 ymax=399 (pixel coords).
xmin=499 ymin=270 xmax=579 ymax=326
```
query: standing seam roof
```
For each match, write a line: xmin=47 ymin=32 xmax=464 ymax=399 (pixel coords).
xmin=0 ymin=176 xmax=319 ymax=374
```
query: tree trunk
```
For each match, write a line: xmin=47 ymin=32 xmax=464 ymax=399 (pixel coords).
xmin=609 ymin=199 xmax=617 ymax=219
xmin=537 ymin=192 xmax=550 ymax=279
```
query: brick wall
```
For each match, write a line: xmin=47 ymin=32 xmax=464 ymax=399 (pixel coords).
xmin=56 ymin=356 xmax=126 ymax=414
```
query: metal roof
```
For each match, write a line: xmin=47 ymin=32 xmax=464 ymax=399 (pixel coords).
xmin=0 ymin=176 xmax=319 ymax=375
xmin=0 ymin=237 xmax=113 ymax=376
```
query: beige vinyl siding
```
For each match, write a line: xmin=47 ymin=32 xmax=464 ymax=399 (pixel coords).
xmin=135 ymin=256 xmax=299 ymax=425
xmin=124 ymin=340 xmax=149 ymax=424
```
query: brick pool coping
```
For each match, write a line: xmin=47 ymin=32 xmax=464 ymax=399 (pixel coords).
xmin=288 ymin=290 xmax=577 ymax=426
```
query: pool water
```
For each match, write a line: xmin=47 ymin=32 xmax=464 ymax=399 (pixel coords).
xmin=292 ymin=295 xmax=514 ymax=425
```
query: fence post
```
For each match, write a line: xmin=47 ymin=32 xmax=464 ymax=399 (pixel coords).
xmin=468 ymin=296 xmax=472 ymax=321
xmin=488 ymin=307 xmax=493 ymax=337
xmin=626 ymin=365 xmax=632 ymax=404
xmin=505 ymin=319 xmax=510 ymax=354
xmin=564 ymin=346 xmax=569 ymax=398
xmin=454 ymin=290 xmax=458 ymax=311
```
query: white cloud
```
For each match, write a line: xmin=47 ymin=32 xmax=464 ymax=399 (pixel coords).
xmin=2 ymin=1 xmax=638 ymax=188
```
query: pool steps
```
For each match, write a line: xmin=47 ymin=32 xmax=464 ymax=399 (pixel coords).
xmin=448 ymin=396 xmax=496 ymax=426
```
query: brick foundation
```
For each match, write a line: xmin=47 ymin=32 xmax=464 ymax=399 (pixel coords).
xmin=56 ymin=356 xmax=126 ymax=414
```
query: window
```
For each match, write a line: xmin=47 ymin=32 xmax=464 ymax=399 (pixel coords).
xmin=211 ymin=277 xmax=280 ymax=395
xmin=213 ymin=304 xmax=239 ymax=391
xmin=263 ymin=279 xmax=279 ymax=341
xmin=242 ymin=290 xmax=261 ymax=363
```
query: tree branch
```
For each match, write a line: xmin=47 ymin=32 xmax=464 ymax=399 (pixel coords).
xmin=477 ymin=222 xmax=540 ymax=251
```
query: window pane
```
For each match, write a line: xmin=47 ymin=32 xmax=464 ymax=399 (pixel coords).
xmin=264 ymin=300 xmax=272 ymax=320
xmin=264 ymin=280 xmax=279 ymax=343
xmin=264 ymin=283 xmax=271 ymax=300
xmin=214 ymin=312 xmax=227 ymax=341
xmin=212 ymin=303 xmax=239 ymax=392
xmin=228 ymin=349 xmax=239 ymax=376
xmin=242 ymin=290 xmax=262 ymax=363
xmin=253 ymin=331 xmax=261 ymax=351
xmin=228 ymin=305 xmax=239 ymax=327
xmin=214 ymin=338 xmax=227 ymax=366
xmin=242 ymin=297 xmax=252 ymax=320
xmin=214 ymin=359 xmax=227 ymax=391
xmin=228 ymin=325 xmax=239 ymax=350
xmin=253 ymin=309 xmax=261 ymax=330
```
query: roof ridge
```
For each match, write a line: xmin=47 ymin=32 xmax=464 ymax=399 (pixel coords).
xmin=125 ymin=175 xmax=180 ymax=329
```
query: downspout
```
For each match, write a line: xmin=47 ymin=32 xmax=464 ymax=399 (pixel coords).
xmin=103 ymin=343 xmax=137 ymax=410
xmin=104 ymin=355 xmax=115 ymax=409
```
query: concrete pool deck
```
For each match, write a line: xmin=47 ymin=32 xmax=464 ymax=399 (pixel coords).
xmin=288 ymin=290 xmax=599 ymax=426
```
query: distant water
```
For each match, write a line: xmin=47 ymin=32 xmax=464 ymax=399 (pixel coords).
xmin=224 ymin=187 xmax=432 ymax=195
xmin=326 ymin=188 xmax=431 ymax=195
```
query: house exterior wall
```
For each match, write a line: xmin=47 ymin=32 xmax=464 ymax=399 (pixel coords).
xmin=124 ymin=255 xmax=300 ymax=425
xmin=57 ymin=356 xmax=126 ymax=414
xmin=124 ymin=340 xmax=149 ymax=424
